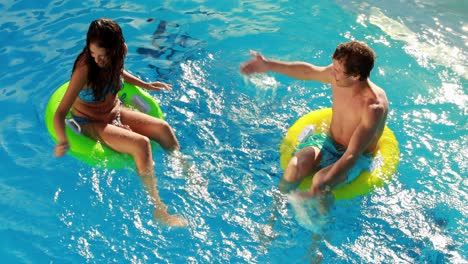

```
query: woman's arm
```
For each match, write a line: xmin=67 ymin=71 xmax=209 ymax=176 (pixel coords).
xmin=123 ymin=70 xmax=172 ymax=91
xmin=53 ymin=64 xmax=87 ymax=157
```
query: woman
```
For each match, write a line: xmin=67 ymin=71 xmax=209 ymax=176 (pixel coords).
xmin=53 ymin=18 xmax=187 ymax=227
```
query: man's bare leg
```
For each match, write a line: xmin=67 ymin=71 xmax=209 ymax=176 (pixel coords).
xmin=279 ymin=146 xmax=321 ymax=193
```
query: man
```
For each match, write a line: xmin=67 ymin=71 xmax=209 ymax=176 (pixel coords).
xmin=240 ymin=41 xmax=388 ymax=198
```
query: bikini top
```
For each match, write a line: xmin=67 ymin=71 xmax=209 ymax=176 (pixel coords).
xmin=78 ymin=77 xmax=123 ymax=103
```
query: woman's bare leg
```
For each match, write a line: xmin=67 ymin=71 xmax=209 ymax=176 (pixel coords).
xmin=85 ymin=122 xmax=187 ymax=227
xmin=120 ymin=109 xmax=193 ymax=175
xmin=120 ymin=109 xmax=180 ymax=151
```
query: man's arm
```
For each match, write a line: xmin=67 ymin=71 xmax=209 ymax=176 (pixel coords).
xmin=310 ymin=104 xmax=385 ymax=195
xmin=240 ymin=51 xmax=333 ymax=83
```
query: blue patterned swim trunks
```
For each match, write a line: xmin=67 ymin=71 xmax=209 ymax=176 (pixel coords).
xmin=296 ymin=133 xmax=373 ymax=183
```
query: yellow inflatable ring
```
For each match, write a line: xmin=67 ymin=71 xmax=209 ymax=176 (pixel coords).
xmin=279 ymin=108 xmax=400 ymax=200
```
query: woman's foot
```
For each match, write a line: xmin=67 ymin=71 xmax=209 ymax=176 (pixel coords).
xmin=154 ymin=209 xmax=188 ymax=227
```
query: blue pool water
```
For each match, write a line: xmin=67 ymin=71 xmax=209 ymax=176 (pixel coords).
xmin=1 ymin=0 xmax=466 ymax=263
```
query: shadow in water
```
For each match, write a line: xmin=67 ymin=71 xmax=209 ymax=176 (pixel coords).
xmin=137 ymin=19 xmax=203 ymax=79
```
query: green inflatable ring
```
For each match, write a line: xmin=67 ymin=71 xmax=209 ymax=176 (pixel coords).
xmin=45 ymin=81 xmax=164 ymax=169
xmin=279 ymin=108 xmax=400 ymax=200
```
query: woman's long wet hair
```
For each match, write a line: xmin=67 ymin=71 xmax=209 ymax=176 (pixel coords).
xmin=72 ymin=18 xmax=126 ymax=100
xmin=332 ymin=41 xmax=376 ymax=81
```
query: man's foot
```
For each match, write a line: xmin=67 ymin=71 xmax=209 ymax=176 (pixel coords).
xmin=153 ymin=209 xmax=188 ymax=227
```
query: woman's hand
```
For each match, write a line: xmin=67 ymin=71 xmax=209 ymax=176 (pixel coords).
xmin=240 ymin=50 xmax=269 ymax=75
xmin=145 ymin=81 xmax=172 ymax=91
xmin=54 ymin=141 xmax=69 ymax=157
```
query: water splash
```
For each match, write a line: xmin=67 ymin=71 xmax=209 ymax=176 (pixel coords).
xmin=287 ymin=192 xmax=331 ymax=233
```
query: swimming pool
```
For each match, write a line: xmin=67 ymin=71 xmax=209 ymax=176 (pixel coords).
xmin=0 ymin=0 xmax=466 ymax=263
